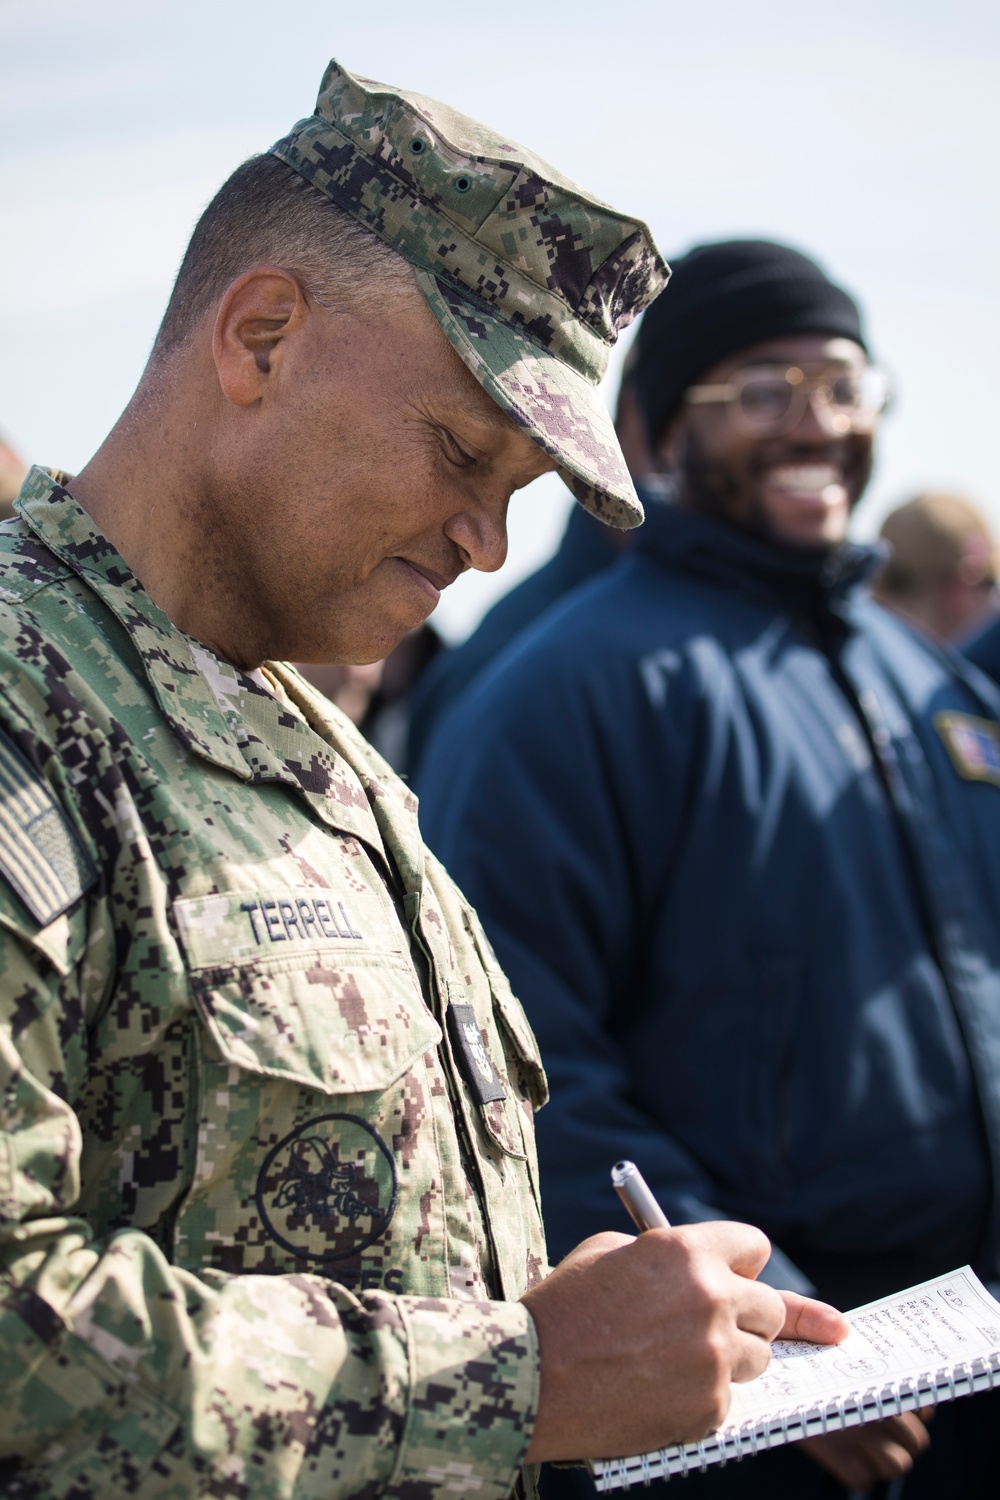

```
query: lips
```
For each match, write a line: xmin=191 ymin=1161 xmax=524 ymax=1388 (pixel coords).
xmin=396 ymin=558 xmax=457 ymax=601
xmin=413 ymin=560 xmax=456 ymax=590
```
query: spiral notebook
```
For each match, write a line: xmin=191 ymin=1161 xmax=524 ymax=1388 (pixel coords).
xmin=591 ymin=1267 xmax=1000 ymax=1491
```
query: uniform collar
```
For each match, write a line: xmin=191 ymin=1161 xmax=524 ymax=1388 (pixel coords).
xmin=634 ymin=487 xmax=883 ymax=612
xmin=14 ymin=467 xmax=404 ymax=856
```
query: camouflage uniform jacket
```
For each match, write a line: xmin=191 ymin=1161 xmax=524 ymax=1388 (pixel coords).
xmin=0 ymin=468 xmax=549 ymax=1499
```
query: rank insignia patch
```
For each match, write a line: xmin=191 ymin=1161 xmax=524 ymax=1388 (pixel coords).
xmin=447 ymin=1002 xmax=507 ymax=1105
xmin=934 ymin=711 xmax=1000 ymax=787
xmin=0 ymin=728 xmax=96 ymax=925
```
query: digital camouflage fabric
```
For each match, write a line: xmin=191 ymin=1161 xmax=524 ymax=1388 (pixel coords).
xmin=0 ymin=467 xmax=549 ymax=1499
xmin=272 ymin=58 xmax=670 ymax=529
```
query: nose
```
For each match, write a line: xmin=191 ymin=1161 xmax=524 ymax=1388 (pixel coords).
xmin=789 ymin=391 xmax=840 ymax=443
xmin=444 ymin=499 xmax=509 ymax=574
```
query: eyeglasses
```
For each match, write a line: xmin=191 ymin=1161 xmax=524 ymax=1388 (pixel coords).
xmin=685 ymin=363 xmax=892 ymax=438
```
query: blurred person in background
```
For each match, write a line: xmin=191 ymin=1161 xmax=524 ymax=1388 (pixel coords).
xmin=417 ymin=240 xmax=1000 ymax=1498
xmin=873 ymin=491 xmax=999 ymax=644
xmin=0 ymin=427 xmax=27 ymax=520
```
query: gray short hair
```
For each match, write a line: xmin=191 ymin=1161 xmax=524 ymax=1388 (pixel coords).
xmin=153 ymin=154 xmax=413 ymax=356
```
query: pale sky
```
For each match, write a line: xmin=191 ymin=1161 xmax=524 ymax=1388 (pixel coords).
xmin=2 ymin=0 xmax=998 ymax=640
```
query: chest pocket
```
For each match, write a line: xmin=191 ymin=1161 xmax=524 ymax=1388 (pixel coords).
xmin=171 ymin=888 xmax=446 ymax=1293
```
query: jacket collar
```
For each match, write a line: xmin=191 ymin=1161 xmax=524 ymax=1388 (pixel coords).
xmin=634 ymin=485 xmax=883 ymax=616
xmin=14 ymin=467 xmax=406 ymax=857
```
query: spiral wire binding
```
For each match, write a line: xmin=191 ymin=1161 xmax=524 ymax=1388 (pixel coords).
xmin=591 ymin=1352 xmax=1000 ymax=1490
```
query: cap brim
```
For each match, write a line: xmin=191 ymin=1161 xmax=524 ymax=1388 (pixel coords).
xmin=415 ymin=270 xmax=643 ymax=530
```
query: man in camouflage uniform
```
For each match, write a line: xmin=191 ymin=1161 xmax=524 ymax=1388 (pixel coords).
xmin=0 ymin=60 xmax=844 ymax=1498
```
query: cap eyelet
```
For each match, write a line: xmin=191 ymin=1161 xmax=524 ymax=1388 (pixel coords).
xmin=409 ymin=137 xmax=426 ymax=155
xmin=453 ymin=175 xmax=472 ymax=193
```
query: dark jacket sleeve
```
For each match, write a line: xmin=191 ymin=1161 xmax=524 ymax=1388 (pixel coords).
xmin=416 ymin=620 xmax=815 ymax=1295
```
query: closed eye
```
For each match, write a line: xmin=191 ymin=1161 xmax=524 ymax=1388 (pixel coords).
xmin=438 ymin=427 xmax=478 ymax=469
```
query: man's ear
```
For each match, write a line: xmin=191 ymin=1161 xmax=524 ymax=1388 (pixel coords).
xmin=212 ymin=266 xmax=308 ymax=407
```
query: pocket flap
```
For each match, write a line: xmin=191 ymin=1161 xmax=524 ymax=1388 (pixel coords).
xmin=490 ymin=976 xmax=549 ymax=1111
xmin=193 ymin=953 xmax=441 ymax=1095
xmin=175 ymin=893 xmax=441 ymax=1095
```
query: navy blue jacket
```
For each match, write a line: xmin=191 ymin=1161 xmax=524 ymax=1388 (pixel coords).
xmin=417 ymin=501 xmax=1000 ymax=1311
xmin=408 ymin=504 xmax=621 ymax=775
xmin=964 ymin=612 xmax=1000 ymax=685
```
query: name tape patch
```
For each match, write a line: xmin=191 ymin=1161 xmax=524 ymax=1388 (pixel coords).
xmin=173 ymin=887 xmax=397 ymax=971
xmin=447 ymin=1002 xmax=506 ymax=1105
xmin=0 ymin=729 xmax=95 ymax=926
xmin=241 ymin=895 xmax=363 ymax=947
xmin=934 ymin=711 xmax=1000 ymax=787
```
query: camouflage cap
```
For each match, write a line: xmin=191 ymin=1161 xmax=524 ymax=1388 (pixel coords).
xmin=272 ymin=60 xmax=670 ymax=528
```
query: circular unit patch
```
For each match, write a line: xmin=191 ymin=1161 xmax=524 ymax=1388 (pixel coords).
xmin=256 ymin=1113 xmax=398 ymax=1264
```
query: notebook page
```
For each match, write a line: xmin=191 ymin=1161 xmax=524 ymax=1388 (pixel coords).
xmin=725 ymin=1266 xmax=1000 ymax=1430
xmin=592 ymin=1269 xmax=1000 ymax=1490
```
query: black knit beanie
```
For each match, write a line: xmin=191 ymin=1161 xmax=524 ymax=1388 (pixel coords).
xmin=634 ymin=239 xmax=868 ymax=444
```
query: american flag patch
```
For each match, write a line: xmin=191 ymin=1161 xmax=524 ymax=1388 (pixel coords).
xmin=0 ymin=730 xmax=95 ymax=926
xmin=934 ymin=711 xmax=1000 ymax=787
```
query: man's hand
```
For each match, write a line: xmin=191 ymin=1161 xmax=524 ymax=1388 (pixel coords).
xmin=521 ymin=1225 xmax=848 ymax=1463
xmin=798 ymin=1411 xmax=931 ymax=1489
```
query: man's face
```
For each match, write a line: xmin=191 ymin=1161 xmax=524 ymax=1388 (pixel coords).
xmin=209 ymin=282 xmax=554 ymax=665
xmin=660 ymin=334 xmax=875 ymax=550
xmin=933 ymin=533 xmax=999 ymax=642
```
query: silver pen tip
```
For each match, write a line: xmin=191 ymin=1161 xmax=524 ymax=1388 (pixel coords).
xmin=611 ymin=1161 xmax=637 ymax=1187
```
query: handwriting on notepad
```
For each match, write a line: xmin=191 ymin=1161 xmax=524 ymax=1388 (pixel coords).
xmin=727 ymin=1269 xmax=1000 ymax=1427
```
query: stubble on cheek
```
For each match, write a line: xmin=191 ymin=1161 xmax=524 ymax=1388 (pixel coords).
xmin=679 ymin=427 xmax=750 ymax=527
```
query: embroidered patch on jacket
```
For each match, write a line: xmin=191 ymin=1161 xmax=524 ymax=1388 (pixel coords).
xmin=934 ymin=712 xmax=1000 ymax=787
xmin=0 ymin=729 xmax=96 ymax=925
xmin=255 ymin=1113 xmax=398 ymax=1264
xmin=447 ymin=1002 xmax=507 ymax=1104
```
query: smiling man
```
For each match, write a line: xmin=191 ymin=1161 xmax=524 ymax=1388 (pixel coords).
xmin=0 ymin=72 xmax=854 ymax=1500
xmin=417 ymin=240 xmax=1000 ymax=1497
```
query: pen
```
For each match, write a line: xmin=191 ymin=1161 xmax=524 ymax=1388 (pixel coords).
xmin=611 ymin=1160 xmax=672 ymax=1231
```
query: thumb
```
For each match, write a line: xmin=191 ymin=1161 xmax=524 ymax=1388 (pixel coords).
xmin=778 ymin=1290 xmax=850 ymax=1345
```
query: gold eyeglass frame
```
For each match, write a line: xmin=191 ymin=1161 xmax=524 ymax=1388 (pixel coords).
xmin=685 ymin=363 xmax=892 ymax=437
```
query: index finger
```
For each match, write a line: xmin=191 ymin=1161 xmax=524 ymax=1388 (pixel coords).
xmin=735 ymin=1278 xmax=788 ymax=1344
